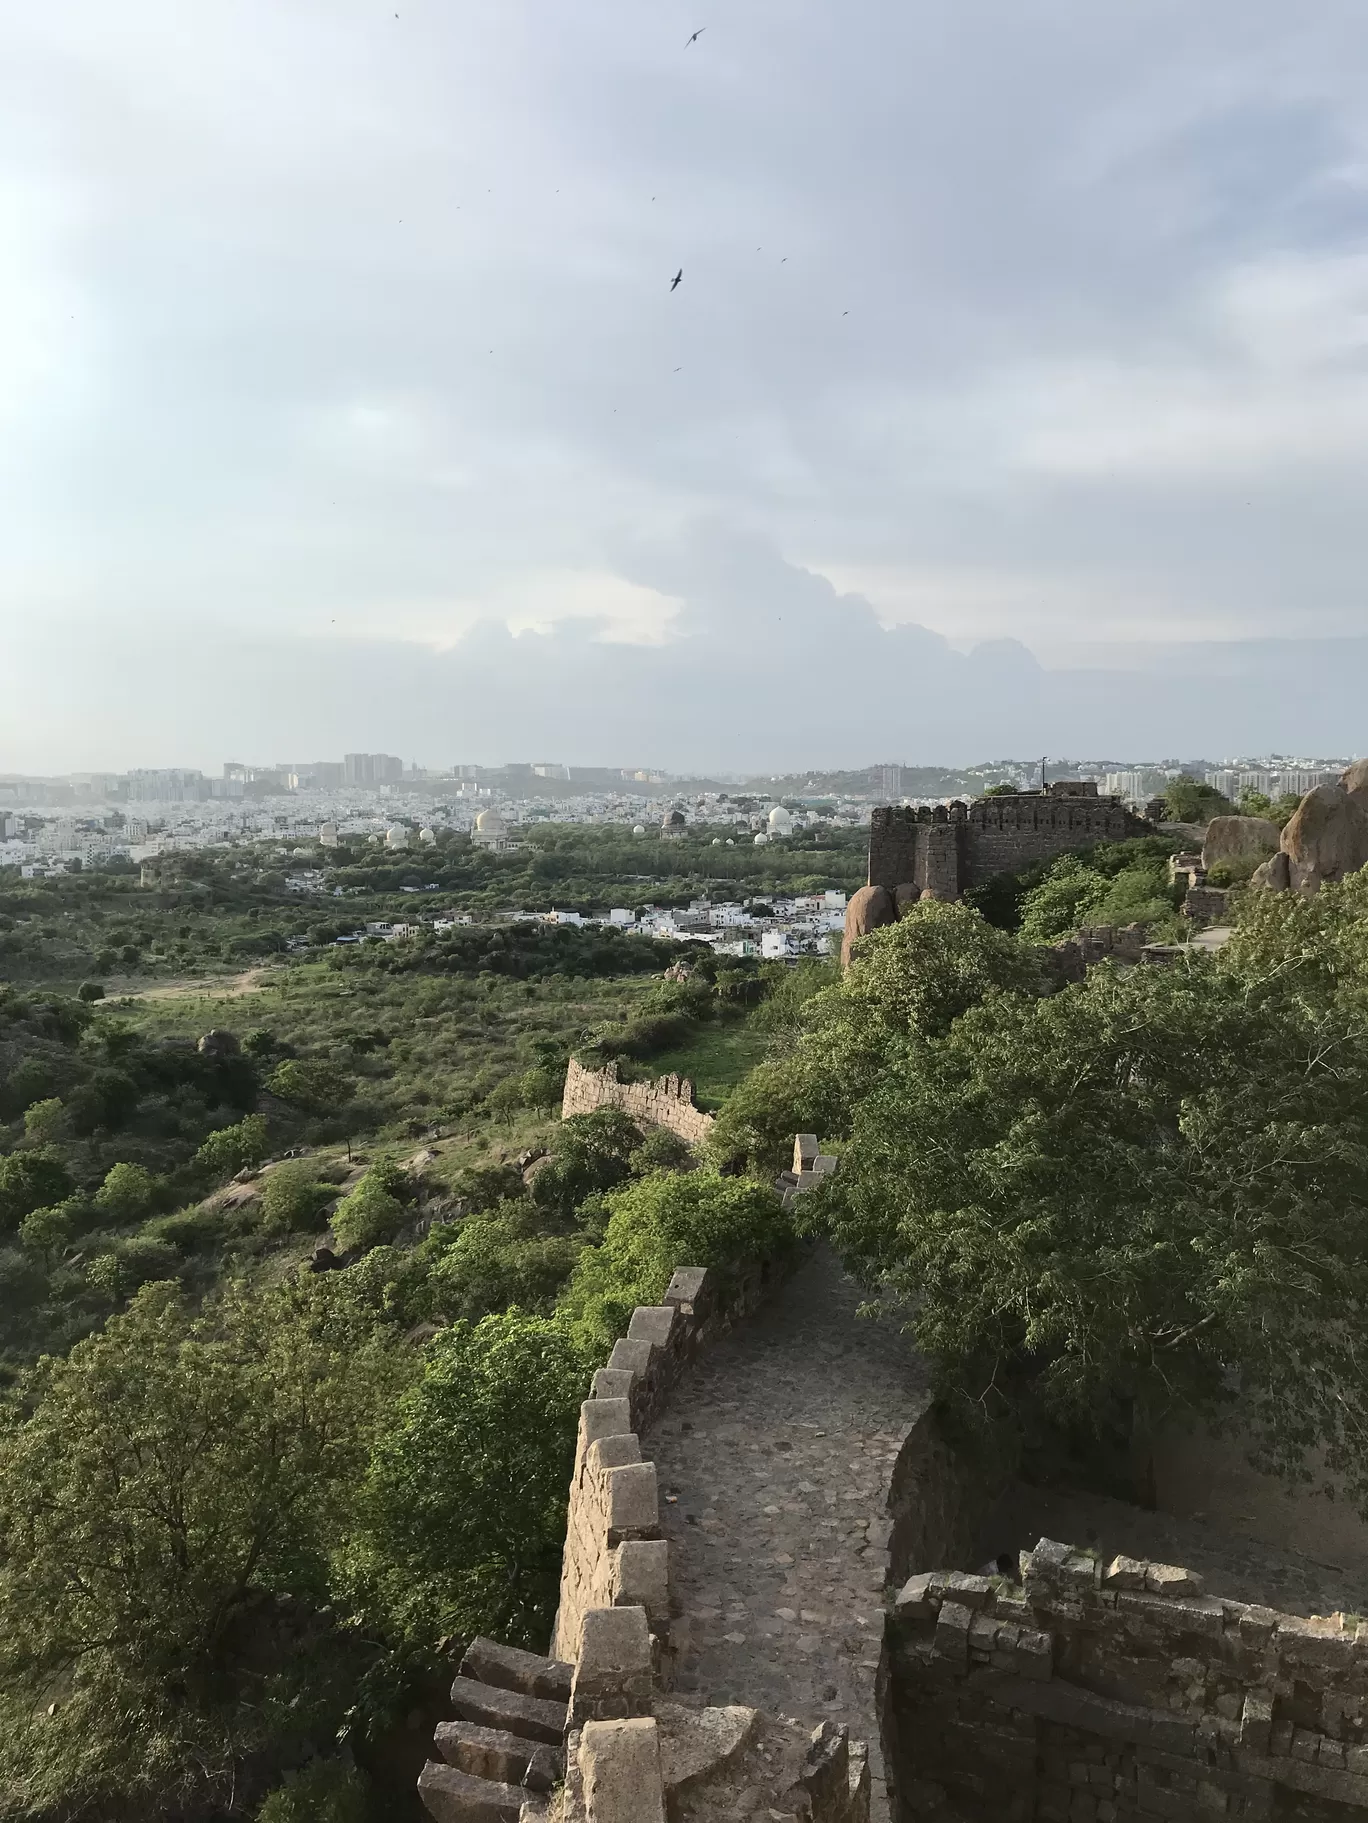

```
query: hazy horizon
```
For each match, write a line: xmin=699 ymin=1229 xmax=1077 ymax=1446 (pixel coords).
xmin=6 ymin=1 xmax=1368 ymax=770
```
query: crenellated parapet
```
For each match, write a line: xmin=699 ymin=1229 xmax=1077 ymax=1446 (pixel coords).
xmin=561 ymin=1057 xmax=716 ymax=1146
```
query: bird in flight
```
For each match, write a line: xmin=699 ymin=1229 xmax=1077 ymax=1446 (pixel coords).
xmin=686 ymin=27 xmax=706 ymax=45
xmin=670 ymin=268 xmax=683 ymax=291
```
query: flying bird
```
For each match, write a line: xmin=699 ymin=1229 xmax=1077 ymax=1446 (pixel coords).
xmin=670 ymin=268 xmax=683 ymax=291
xmin=686 ymin=27 xmax=706 ymax=45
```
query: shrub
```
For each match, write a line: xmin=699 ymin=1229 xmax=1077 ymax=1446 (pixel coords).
xmin=560 ymin=1171 xmax=793 ymax=1356
xmin=528 ymin=1108 xmax=640 ymax=1221
xmin=426 ymin=1206 xmax=582 ymax=1322
xmin=194 ymin=1113 xmax=271 ymax=1180
xmin=259 ymin=1163 xmax=336 ymax=1235
xmin=77 ymin=981 xmax=105 ymax=1003
xmin=94 ymin=1162 xmax=160 ymax=1225
xmin=344 ymin=1312 xmax=584 ymax=1650
xmin=256 ymin=1759 xmax=368 ymax=1823
xmin=0 ymin=1149 xmax=74 ymax=1235
xmin=265 ymin=1058 xmax=352 ymax=1112
xmin=23 ymin=1098 xmax=69 ymax=1143
xmin=330 ymin=1168 xmax=408 ymax=1253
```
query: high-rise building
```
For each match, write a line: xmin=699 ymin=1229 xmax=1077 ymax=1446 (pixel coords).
xmin=872 ymin=763 xmax=902 ymax=803
xmin=344 ymin=753 xmax=403 ymax=787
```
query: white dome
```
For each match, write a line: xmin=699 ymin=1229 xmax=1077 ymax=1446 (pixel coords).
xmin=767 ymin=805 xmax=794 ymax=834
xmin=753 ymin=832 xmax=769 ymax=846
xmin=385 ymin=824 xmax=408 ymax=848
xmin=475 ymin=808 xmax=506 ymax=834
xmin=419 ymin=826 xmax=436 ymax=844
xmin=632 ymin=824 xmax=646 ymax=836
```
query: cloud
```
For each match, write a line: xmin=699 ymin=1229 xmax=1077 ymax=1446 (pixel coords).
xmin=5 ymin=525 xmax=1365 ymax=775
xmin=3 ymin=0 xmax=1368 ymax=765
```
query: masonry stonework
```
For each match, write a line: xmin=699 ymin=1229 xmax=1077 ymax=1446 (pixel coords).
xmin=868 ymin=793 xmax=1153 ymax=902
xmin=884 ymin=1538 xmax=1368 ymax=1822
xmin=561 ymin=1057 xmax=716 ymax=1146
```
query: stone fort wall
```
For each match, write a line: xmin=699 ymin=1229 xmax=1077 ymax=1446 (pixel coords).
xmin=561 ymin=1056 xmax=716 ymax=1147
xmin=884 ymin=1539 xmax=1368 ymax=1822
xmin=549 ymin=1252 xmax=870 ymax=1822
xmin=868 ymin=796 xmax=1151 ymax=900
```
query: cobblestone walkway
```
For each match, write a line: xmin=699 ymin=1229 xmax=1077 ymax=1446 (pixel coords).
xmin=644 ymin=1245 xmax=932 ymax=1821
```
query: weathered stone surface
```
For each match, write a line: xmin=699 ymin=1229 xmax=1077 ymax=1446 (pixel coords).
xmin=1251 ymin=849 xmax=1291 ymax=891
xmin=1201 ymin=815 xmax=1279 ymax=870
xmin=196 ymin=1028 xmax=241 ymax=1056
xmin=841 ymin=884 xmax=898 ymax=968
xmin=1341 ymin=758 xmax=1368 ymax=805
xmin=448 ymin=1676 xmax=566 ymax=1745
xmin=1278 ymin=784 xmax=1368 ymax=894
xmin=562 ymin=1057 xmax=714 ymax=1144
xmin=433 ymin=1720 xmax=562 ymax=1788
xmin=579 ymin=1717 xmax=667 ymax=1823
xmin=655 ymin=1701 xmax=758 ymax=1793
xmin=460 ymin=1636 xmax=572 ymax=1702
xmin=418 ymin=1758 xmax=526 ymax=1823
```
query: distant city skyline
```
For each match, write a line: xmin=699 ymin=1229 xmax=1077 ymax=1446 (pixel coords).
xmin=6 ymin=3 xmax=1368 ymax=767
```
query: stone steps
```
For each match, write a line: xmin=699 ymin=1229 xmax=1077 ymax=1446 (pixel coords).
xmin=419 ymin=1637 xmax=569 ymax=1823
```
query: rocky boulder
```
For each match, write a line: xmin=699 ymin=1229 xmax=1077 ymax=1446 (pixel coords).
xmin=1201 ymin=815 xmax=1279 ymax=872
xmin=1269 ymin=785 xmax=1368 ymax=894
xmin=1340 ymin=759 xmax=1368 ymax=806
xmin=841 ymin=884 xmax=897 ymax=969
xmin=197 ymin=1028 xmax=241 ymax=1057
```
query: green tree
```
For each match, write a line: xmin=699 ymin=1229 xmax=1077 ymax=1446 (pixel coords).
xmin=0 ymin=1148 xmax=74 ymax=1235
xmin=560 ymin=1169 xmax=792 ymax=1356
xmin=77 ymin=980 xmax=106 ymax=1003
xmin=259 ymin=1162 xmax=336 ymax=1235
xmin=266 ymin=1058 xmax=353 ymax=1112
xmin=529 ymin=1107 xmax=642 ymax=1219
xmin=426 ymin=1204 xmax=582 ymax=1322
xmin=0 ymin=1279 xmax=404 ymax=1818
xmin=18 ymin=1203 xmax=72 ymax=1266
xmin=23 ymin=1097 xmax=69 ymax=1143
xmin=194 ymin=1113 xmax=271 ymax=1180
xmin=712 ymin=901 xmax=1042 ymax=1173
xmin=342 ymin=1311 xmax=583 ymax=1651
xmin=1161 ymin=774 xmax=1232 ymax=823
xmin=94 ymin=1161 xmax=160 ymax=1224
xmin=330 ymin=1160 xmax=414 ymax=1253
xmin=819 ymin=954 xmax=1368 ymax=1502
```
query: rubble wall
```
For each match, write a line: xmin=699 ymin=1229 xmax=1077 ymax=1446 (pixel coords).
xmin=883 ymin=1537 xmax=1368 ymax=1822
xmin=562 ymin=1056 xmax=716 ymax=1146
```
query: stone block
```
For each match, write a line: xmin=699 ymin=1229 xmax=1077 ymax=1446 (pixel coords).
xmin=460 ymin=1636 xmax=573 ymax=1702
xmin=945 ymin=1572 xmax=993 ymax=1609
xmin=606 ymin=1337 xmax=655 ymax=1378
xmin=586 ymin=1433 xmax=641 ymax=1479
xmin=662 ymin=1267 xmax=709 ymax=1314
xmin=578 ymin=1398 xmax=632 ymax=1461
xmin=417 ymin=1759 xmax=525 ymax=1823
xmin=935 ymin=1601 xmax=973 ymax=1667
xmin=611 ymin=1540 xmax=669 ymax=1622
xmin=895 ymin=1572 xmax=938 ymax=1619
xmin=605 ymin=1461 xmax=659 ymax=1539
xmin=627 ymin=1306 xmax=677 ymax=1350
xmin=1237 ymin=1607 xmax=1279 ymax=1648
xmin=1276 ymin=1614 xmax=1358 ymax=1671
xmin=1145 ymin=1564 xmax=1203 ymax=1598
xmin=1238 ymin=1694 xmax=1272 ymax=1755
xmin=591 ymin=1368 xmax=636 ymax=1402
xmin=579 ymin=1717 xmax=666 ymax=1823
xmin=1103 ymin=1556 xmax=1148 ymax=1591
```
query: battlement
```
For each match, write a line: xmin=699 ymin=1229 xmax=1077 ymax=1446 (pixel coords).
xmin=562 ymin=1056 xmax=716 ymax=1146
xmin=868 ymin=794 xmax=1153 ymax=900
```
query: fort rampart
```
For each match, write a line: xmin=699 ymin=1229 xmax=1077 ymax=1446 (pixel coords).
xmin=884 ymin=1539 xmax=1368 ymax=1821
xmin=561 ymin=1056 xmax=716 ymax=1146
xmin=868 ymin=795 xmax=1152 ymax=901
xmin=548 ymin=1250 xmax=870 ymax=1822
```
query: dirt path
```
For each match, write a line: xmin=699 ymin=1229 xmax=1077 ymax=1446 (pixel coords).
xmin=644 ymin=1246 xmax=932 ymax=1822
xmin=119 ymin=967 xmax=272 ymax=1003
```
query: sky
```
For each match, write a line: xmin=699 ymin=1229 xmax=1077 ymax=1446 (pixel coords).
xmin=4 ymin=0 xmax=1368 ymax=772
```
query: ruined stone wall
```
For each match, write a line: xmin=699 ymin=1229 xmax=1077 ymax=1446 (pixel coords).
xmin=883 ymin=1537 xmax=1368 ymax=1821
xmin=868 ymin=799 xmax=1150 ymax=899
xmin=562 ymin=1056 xmax=716 ymax=1146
